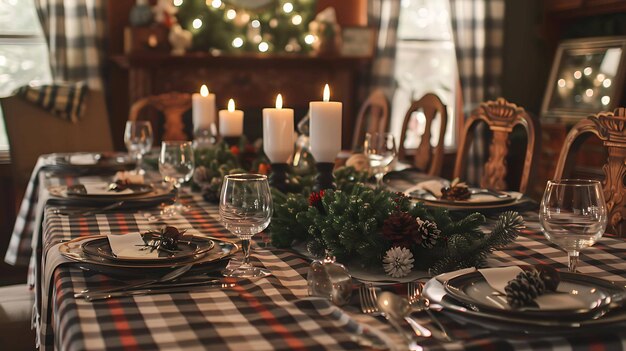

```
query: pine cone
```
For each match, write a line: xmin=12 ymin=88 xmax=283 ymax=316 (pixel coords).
xmin=440 ymin=179 xmax=471 ymax=200
xmin=416 ymin=217 xmax=441 ymax=248
xmin=382 ymin=212 xmax=422 ymax=248
xmin=504 ymin=269 xmax=546 ymax=308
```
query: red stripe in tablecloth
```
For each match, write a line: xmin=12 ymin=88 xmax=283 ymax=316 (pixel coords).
xmin=188 ymin=210 xmax=226 ymax=237
xmin=106 ymin=299 xmax=141 ymax=351
xmin=78 ymin=217 xmax=91 ymax=237
xmin=232 ymin=283 xmax=308 ymax=350
xmin=113 ymin=213 xmax=131 ymax=233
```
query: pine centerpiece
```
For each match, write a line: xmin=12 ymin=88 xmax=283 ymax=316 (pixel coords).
xmin=271 ymin=184 xmax=525 ymax=277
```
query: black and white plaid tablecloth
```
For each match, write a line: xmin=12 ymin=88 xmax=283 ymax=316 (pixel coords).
xmin=6 ymin=156 xmax=626 ymax=351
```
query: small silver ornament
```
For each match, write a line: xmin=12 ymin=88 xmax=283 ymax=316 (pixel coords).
xmin=307 ymin=254 xmax=353 ymax=306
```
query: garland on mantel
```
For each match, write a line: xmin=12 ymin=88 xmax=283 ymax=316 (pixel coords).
xmin=270 ymin=184 xmax=525 ymax=276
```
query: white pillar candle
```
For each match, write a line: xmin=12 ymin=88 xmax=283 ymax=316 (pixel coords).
xmin=192 ymin=85 xmax=216 ymax=131
xmin=310 ymin=84 xmax=342 ymax=162
xmin=219 ymin=99 xmax=244 ymax=136
xmin=263 ymin=94 xmax=294 ymax=163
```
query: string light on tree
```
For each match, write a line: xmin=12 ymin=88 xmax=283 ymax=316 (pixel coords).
xmin=251 ymin=20 xmax=260 ymax=28
xmin=603 ymin=79 xmax=612 ymax=88
xmin=292 ymin=15 xmax=302 ymax=25
xmin=259 ymin=42 xmax=269 ymax=52
xmin=304 ymin=34 xmax=316 ymax=45
xmin=232 ymin=37 xmax=243 ymax=48
xmin=283 ymin=2 xmax=294 ymax=13
xmin=226 ymin=9 xmax=236 ymax=20
xmin=602 ymin=96 xmax=611 ymax=105
xmin=174 ymin=0 xmax=183 ymax=6
xmin=192 ymin=18 xmax=203 ymax=29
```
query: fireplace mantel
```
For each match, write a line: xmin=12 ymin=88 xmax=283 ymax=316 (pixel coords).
xmin=109 ymin=53 xmax=371 ymax=149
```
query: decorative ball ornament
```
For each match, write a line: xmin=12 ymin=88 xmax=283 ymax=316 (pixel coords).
xmin=383 ymin=247 xmax=414 ymax=278
xmin=307 ymin=254 xmax=353 ymax=306
xmin=345 ymin=153 xmax=369 ymax=172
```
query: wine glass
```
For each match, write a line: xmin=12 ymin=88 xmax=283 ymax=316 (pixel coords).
xmin=364 ymin=132 xmax=397 ymax=187
xmin=539 ymin=179 xmax=607 ymax=272
xmin=219 ymin=173 xmax=273 ymax=278
xmin=159 ymin=141 xmax=195 ymax=216
xmin=124 ymin=121 xmax=153 ymax=174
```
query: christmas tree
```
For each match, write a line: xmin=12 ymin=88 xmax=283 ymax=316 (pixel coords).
xmin=174 ymin=0 xmax=317 ymax=54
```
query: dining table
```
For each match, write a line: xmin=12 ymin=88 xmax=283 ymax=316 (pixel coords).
xmin=5 ymin=152 xmax=626 ymax=351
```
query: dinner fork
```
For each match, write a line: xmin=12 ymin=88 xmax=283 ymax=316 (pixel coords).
xmin=407 ymin=281 xmax=453 ymax=341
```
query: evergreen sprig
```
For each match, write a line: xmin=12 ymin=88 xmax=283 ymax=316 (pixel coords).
xmin=429 ymin=211 xmax=525 ymax=275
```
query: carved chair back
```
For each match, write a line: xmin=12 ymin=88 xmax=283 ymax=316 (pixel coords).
xmin=351 ymin=89 xmax=390 ymax=151
xmin=396 ymin=93 xmax=447 ymax=176
xmin=453 ymin=98 xmax=540 ymax=193
xmin=554 ymin=108 xmax=626 ymax=237
xmin=128 ymin=92 xmax=192 ymax=144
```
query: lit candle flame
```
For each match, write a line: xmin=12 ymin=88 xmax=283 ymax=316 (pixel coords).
xmin=228 ymin=98 xmax=235 ymax=112
xmin=276 ymin=94 xmax=283 ymax=109
xmin=323 ymin=84 xmax=330 ymax=102
xmin=200 ymin=85 xmax=209 ymax=97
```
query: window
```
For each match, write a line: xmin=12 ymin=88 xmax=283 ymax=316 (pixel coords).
xmin=0 ymin=0 xmax=52 ymax=151
xmin=390 ymin=0 xmax=457 ymax=150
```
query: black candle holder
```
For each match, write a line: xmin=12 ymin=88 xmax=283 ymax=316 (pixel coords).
xmin=222 ymin=136 xmax=240 ymax=147
xmin=313 ymin=162 xmax=335 ymax=192
xmin=269 ymin=163 xmax=289 ymax=193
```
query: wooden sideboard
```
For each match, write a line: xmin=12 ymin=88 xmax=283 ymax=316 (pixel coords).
xmin=109 ymin=53 xmax=371 ymax=150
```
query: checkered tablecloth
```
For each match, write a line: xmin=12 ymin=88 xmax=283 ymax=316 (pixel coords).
xmin=6 ymin=158 xmax=626 ymax=351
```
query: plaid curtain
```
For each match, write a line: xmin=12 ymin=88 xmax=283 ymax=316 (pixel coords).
xmin=449 ymin=0 xmax=505 ymax=185
xmin=367 ymin=0 xmax=401 ymax=99
xmin=34 ymin=0 xmax=107 ymax=90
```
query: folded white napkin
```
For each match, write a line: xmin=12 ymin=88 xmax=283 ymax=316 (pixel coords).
xmin=83 ymin=182 xmax=134 ymax=195
xmin=440 ymin=266 xmax=588 ymax=310
xmin=107 ymin=232 xmax=158 ymax=259
xmin=69 ymin=154 xmax=98 ymax=165
xmin=406 ymin=179 xmax=447 ymax=198
xmin=114 ymin=171 xmax=144 ymax=184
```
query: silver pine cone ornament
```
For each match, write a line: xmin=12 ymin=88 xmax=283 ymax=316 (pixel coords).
xmin=382 ymin=247 xmax=414 ymax=278
xmin=416 ymin=217 xmax=441 ymax=249
xmin=504 ymin=269 xmax=546 ymax=308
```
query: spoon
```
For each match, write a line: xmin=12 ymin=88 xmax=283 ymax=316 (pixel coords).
xmin=408 ymin=281 xmax=453 ymax=341
xmin=377 ymin=291 xmax=432 ymax=340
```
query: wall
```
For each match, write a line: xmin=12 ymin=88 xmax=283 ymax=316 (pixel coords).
xmin=501 ymin=0 xmax=551 ymax=116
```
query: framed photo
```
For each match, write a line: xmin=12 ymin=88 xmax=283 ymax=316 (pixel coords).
xmin=341 ymin=27 xmax=375 ymax=58
xmin=541 ymin=36 xmax=626 ymax=120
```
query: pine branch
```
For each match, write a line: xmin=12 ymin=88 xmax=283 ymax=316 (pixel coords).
xmin=430 ymin=211 xmax=524 ymax=275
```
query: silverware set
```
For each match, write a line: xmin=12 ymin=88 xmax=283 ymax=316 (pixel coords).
xmin=53 ymin=201 xmax=125 ymax=216
xmin=75 ymin=265 xmax=234 ymax=302
xmin=358 ymin=282 xmax=454 ymax=346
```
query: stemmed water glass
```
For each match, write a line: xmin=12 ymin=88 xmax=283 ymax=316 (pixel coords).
xmin=159 ymin=141 xmax=195 ymax=217
xmin=539 ymin=179 xmax=607 ymax=272
xmin=220 ymin=174 xmax=273 ymax=278
xmin=124 ymin=121 xmax=153 ymax=174
xmin=364 ymin=132 xmax=397 ymax=188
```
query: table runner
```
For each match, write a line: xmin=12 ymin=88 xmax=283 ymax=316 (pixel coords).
xmin=6 ymin=156 xmax=626 ymax=350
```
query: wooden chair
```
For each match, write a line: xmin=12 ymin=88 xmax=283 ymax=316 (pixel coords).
xmin=396 ymin=93 xmax=447 ymax=176
xmin=351 ymin=89 xmax=390 ymax=151
xmin=453 ymin=97 xmax=540 ymax=193
xmin=1 ymin=90 xmax=113 ymax=192
xmin=128 ymin=92 xmax=192 ymax=144
xmin=554 ymin=108 xmax=626 ymax=237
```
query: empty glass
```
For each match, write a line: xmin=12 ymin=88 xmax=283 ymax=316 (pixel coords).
xmin=539 ymin=179 xmax=607 ymax=272
xmin=364 ymin=132 xmax=397 ymax=187
xmin=220 ymin=174 xmax=273 ymax=278
xmin=159 ymin=141 xmax=195 ymax=216
xmin=124 ymin=121 xmax=153 ymax=174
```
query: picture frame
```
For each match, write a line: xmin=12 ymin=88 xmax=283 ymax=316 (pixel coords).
xmin=340 ymin=26 xmax=376 ymax=58
xmin=541 ymin=36 xmax=626 ymax=121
